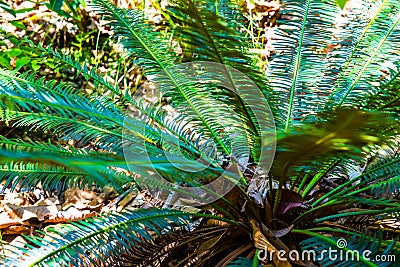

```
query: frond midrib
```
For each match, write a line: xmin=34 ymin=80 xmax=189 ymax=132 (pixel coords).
xmin=315 ymin=206 xmax=400 ymax=222
xmin=337 ymin=12 xmax=400 ymax=106
xmin=0 ymin=138 xmax=77 ymax=155
xmin=0 ymin=167 xmax=84 ymax=176
xmin=182 ymin=0 xmax=260 ymax=139
xmin=331 ymin=0 xmax=389 ymax=95
xmin=27 ymin=211 xmax=192 ymax=267
xmin=5 ymin=106 xmax=158 ymax=146
xmin=96 ymin=0 xmax=230 ymax=155
xmin=1 ymin=91 xmax=123 ymax=127
xmin=284 ymin=0 xmax=311 ymax=131
xmin=31 ymin=41 xmax=211 ymax=159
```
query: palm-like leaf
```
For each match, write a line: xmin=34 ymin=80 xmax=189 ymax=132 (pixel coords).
xmin=111 ymin=226 xmax=228 ymax=266
xmin=166 ymin=0 xmax=273 ymax=162
xmin=267 ymin=0 xmax=340 ymax=130
xmin=1 ymin=209 xmax=194 ymax=267
xmin=91 ymin=0 xmax=245 ymax=156
xmin=329 ymin=0 xmax=400 ymax=108
xmin=269 ymin=0 xmax=400 ymax=129
xmin=0 ymin=69 xmax=128 ymax=149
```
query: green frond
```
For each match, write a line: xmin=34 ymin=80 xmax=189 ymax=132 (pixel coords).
xmin=313 ymin=155 xmax=400 ymax=206
xmin=0 ymin=135 xmax=82 ymax=154
xmin=270 ymin=109 xmax=390 ymax=181
xmin=166 ymin=0 xmax=273 ymax=162
xmin=340 ymin=176 xmax=400 ymax=200
xmin=167 ymin=0 xmax=269 ymax=94
xmin=0 ymin=161 xmax=87 ymax=192
xmin=0 ymin=69 xmax=128 ymax=148
xmin=300 ymin=158 xmax=341 ymax=198
xmin=20 ymin=39 xmax=224 ymax=160
xmin=90 ymin=0 xmax=177 ymax=75
xmin=0 ymin=136 xmax=132 ymax=192
xmin=0 ymin=147 xmax=131 ymax=191
xmin=328 ymin=0 xmax=400 ymax=107
xmin=268 ymin=0 xmax=400 ymax=129
xmin=0 ymin=69 xmax=187 ymax=155
xmin=0 ymin=142 xmax=240 ymax=206
xmin=267 ymin=0 xmax=339 ymax=130
xmin=1 ymin=209 xmax=194 ymax=267
xmin=362 ymin=154 xmax=400 ymax=182
xmin=363 ymin=61 xmax=400 ymax=113
xmin=91 ymin=0 xmax=261 ymax=159
xmin=314 ymin=205 xmax=400 ymax=223
xmin=94 ymin=0 xmax=233 ymax=154
xmin=112 ymin=226 xmax=228 ymax=266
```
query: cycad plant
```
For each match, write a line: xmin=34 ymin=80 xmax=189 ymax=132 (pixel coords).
xmin=1 ymin=0 xmax=400 ymax=266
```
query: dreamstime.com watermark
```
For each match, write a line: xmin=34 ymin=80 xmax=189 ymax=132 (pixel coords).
xmin=257 ymin=238 xmax=397 ymax=263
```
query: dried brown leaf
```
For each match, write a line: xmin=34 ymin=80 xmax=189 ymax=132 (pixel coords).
xmin=45 ymin=207 xmax=97 ymax=223
xmin=249 ymin=219 xmax=292 ymax=267
xmin=4 ymin=203 xmax=59 ymax=221
xmin=0 ymin=212 xmax=21 ymax=229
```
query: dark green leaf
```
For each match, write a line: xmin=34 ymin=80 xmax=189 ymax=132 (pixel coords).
xmin=0 ymin=0 xmax=16 ymax=17
xmin=10 ymin=20 xmax=26 ymax=30
xmin=49 ymin=0 xmax=64 ymax=11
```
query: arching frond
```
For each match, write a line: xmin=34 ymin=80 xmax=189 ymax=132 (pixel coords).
xmin=269 ymin=0 xmax=400 ymax=130
xmin=0 ymin=69 xmax=127 ymax=149
xmin=312 ymin=155 xmax=400 ymax=207
xmin=91 ymin=0 xmax=232 ymax=155
xmin=0 ymin=147 xmax=131 ymax=191
xmin=111 ymin=226 xmax=228 ymax=266
xmin=329 ymin=0 xmax=400 ymax=108
xmin=267 ymin=0 xmax=340 ymax=130
xmin=19 ymin=39 xmax=224 ymax=161
xmin=0 ymin=161 xmax=88 ymax=192
xmin=0 ymin=69 xmax=206 ymax=158
xmin=90 ymin=0 xmax=270 ymax=161
xmin=363 ymin=61 xmax=400 ymax=114
xmin=1 ymin=209 xmax=194 ymax=267
xmin=167 ymin=0 xmax=272 ymax=161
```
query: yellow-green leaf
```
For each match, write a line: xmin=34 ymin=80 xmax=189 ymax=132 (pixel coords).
xmin=337 ymin=0 xmax=349 ymax=9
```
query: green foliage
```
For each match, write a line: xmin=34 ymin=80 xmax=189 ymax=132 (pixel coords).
xmin=0 ymin=33 xmax=43 ymax=71
xmin=0 ymin=0 xmax=16 ymax=17
xmin=0 ymin=0 xmax=400 ymax=266
xmin=3 ymin=209 xmax=195 ymax=266
xmin=45 ymin=0 xmax=86 ymax=22
xmin=49 ymin=0 xmax=64 ymax=12
xmin=336 ymin=0 xmax=349 ymax=9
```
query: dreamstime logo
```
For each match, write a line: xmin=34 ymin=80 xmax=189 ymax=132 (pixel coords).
xmin=122 ymin=61 xmax=276 ymax=206
xmin=257 ymin=238 xmax=397 ymax=263
xmin=336 ymin=238 xmax=347 ymax=249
